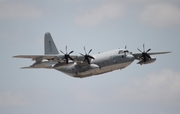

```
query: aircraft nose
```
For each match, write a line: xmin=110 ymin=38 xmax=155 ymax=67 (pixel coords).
xmin=127 ymin=54 xmax=135 ymax=62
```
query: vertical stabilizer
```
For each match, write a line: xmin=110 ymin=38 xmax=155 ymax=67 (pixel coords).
xmin=44 ymin=32 xmax=59 ymax=54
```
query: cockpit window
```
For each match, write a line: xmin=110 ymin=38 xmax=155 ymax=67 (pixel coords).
xmin=124 ymin=50 xmax=129 ymax=53
xmin=118 ymin=50 xmax=124 ymax=54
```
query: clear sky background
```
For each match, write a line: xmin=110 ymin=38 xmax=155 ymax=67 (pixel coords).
xmin=0 ymin=0 xmax=180 ymax=114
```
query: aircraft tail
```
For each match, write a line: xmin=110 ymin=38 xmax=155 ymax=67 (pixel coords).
xmin=44 ymin=32 xmax=59 ymax=54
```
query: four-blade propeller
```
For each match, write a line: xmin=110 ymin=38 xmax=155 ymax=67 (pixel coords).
xmin=137 ymin=44 xmax=151 ymax=62
xmin=60 ymin=46 xmax=74 ymax=64
xmin=80 ymin=47 xmax=95 ymax=64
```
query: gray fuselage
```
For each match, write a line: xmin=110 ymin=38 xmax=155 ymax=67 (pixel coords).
xmin=54 ymin=49 xmax=135 ymax=78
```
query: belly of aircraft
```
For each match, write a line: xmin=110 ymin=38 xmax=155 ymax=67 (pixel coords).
xmin=55 ymin=61 xmax=133 ymax=78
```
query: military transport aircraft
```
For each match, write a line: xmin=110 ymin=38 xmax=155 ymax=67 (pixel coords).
xmin=13 ymin=32 xmax=171 ymax=78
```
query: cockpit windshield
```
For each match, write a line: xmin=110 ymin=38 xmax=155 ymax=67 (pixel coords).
xmin=118 ymin=50 xmax=124 ymax=54
xmin=118 ymin=50 xmax=130 ymax=54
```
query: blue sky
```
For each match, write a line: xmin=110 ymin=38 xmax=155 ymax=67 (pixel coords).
xmin=0 ymin=0 xmax=180 ymax=114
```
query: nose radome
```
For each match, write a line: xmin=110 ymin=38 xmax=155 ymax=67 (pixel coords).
xmin=127 ymin=54 xmax=135 ymax=62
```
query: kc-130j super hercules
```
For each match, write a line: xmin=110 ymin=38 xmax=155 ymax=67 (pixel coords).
xmin=13 ymin=32 xmax=171 ymax=78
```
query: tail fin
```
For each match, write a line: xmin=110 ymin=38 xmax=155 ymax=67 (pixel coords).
xmin=44 ymin=32 xmax=59 ymax=54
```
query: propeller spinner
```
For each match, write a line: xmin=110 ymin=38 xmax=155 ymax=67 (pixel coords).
xmin=80 ymin=47 xmax=95 ymax=64
xmin=60 ymin=46 xmax=74 ymax=64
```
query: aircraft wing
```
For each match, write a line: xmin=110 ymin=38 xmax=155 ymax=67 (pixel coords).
xmin=133 ymin=51 xmax=171 ymax=59
xmin=147 ymin=51 xmax=171 ymax=55
xmin=13 ymin=54 xmax=94 ymax=67
xmin=13 ymin=55 xmax=78 ymax=62
xmin=13 ymin=55 xmax=60 ymax=61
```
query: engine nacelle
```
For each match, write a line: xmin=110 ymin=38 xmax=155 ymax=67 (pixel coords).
xmin=137 ymin=58 xmax=156 ymax=65
xmin=53 ymin=62 xmax=74 ymax=68
xmin=76 ymin=64 xmax=100 ymax=76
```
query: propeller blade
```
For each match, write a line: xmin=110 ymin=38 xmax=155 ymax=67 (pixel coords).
xmin=84 ymin=46 xmax=87 ymax=54
xmin=146 ymin=49 xmax=151 ymax=53
xmin=88 ymin=55 xmax=95 ymax=60
xmin=60 ymin=50 xmax=65 ymax=54
xmin=65 ymin=57 xmax=68 ymax=64
xmin=88 ymin=49 xmax=92 ymax=54
xmin=68 ymin=56 xmax=74 ymax=60
xmin=87 ymin=59 xmax=90 ymax=64
xmin=80 ymin=53 xmax=84 ymax=56
xmin=69 ymin=51 xmax=74 ymax=55
xmin=66 ymin=45 xmax=67 ymax=54
xmin=145 ymin=53 xmax=151 ymax=58
xmin=143 ymin=44 xmax=145 ymax=52
xmin=143 ymin=57 xmax=146 ymax=62
xmin=137 ymin=48 xmax=143 ymax=53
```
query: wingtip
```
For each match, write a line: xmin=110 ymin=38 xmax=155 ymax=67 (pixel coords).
xmin=166 ymin=51 xmax=172 ymax=54
xmin=13 ymin=55 xmax=24 ymax=58
xmin=20 ymin=66 xmax=31 ymax=69
xmin=13 ymin=55 xmax=19 ymax=58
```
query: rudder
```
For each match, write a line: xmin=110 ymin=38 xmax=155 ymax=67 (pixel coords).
xmin=44 ymin=32 xmax=59 ymax=54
